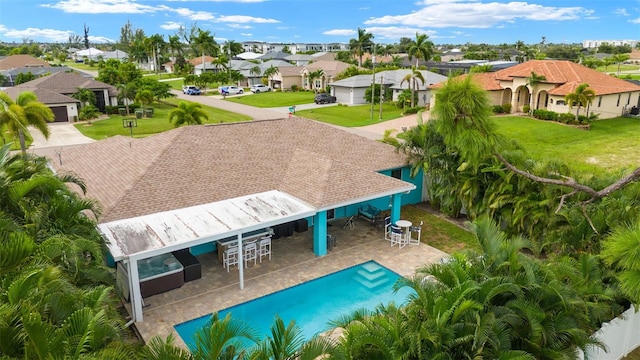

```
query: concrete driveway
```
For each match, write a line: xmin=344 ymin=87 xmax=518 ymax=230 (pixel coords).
xmin=30 ymin=122 xmax=95 ymax=150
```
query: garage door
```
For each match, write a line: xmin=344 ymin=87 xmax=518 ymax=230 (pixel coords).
xmin=50 ymin=106 xmax=68 ymax=122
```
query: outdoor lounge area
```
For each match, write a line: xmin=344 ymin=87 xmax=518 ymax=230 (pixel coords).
xmin=129 ymin=216 xmax=448 ymax=347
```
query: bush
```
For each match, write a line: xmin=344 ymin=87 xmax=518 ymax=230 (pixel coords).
xmin=291 ymin=84 xmax=299 ymax=92
xmin=533 ymin=109 xmax=559 ymax=121
xmin=502 ymin=103 xmax=512 ymax=113
xmin=558 ymin=113 xmax=574 ymax=124
xmin=492 ymin=104 xmax=505 ymax=114
xmin=104 ymin=105 xmax=120 ymax=115
xmin=402 ymin=106 xmax=423 ymax=115
xmin=523 ymin=104 xmax=531 ymax=113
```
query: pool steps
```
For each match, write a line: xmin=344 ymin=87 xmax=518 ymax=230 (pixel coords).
xmin=354 ymin=262 xmax=390 ymax=289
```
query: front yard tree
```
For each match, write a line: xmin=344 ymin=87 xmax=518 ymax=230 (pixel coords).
xmin=169 ymin=101 xmax=209 ymax=127
xmin=564 ymin=83 xmax=595 ymax=122
xmin=349 ymin=28 xmax=374 ymax=67
xmin=612 ymin=53 xmax=631 ymax=76
xmin=400 ymin=66 xmax=424 ymax=108
xmin=262 ymin=65 xmax=279 ymax=87
xmin=407 ymin=32 xmax=434 ymax=67
xmin=71 ymin=87 xmax=96 ymax=108
xmin=191 ymin=28 xmax=218 ymax=71
xmin=526 ymin=71 xmax=546 ymax=112
xmin=0 ymin=91 xmax=53 ymax=156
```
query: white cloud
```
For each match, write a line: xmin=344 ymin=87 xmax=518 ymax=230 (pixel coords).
xmin=359 ymin=7 xmax=371 ymax=10
xmin=1 ymin=27 xmax=75 ymax=42
xmin=276 ymin=26 xmax=290 ymax=30
xmin=365 ymin=27 xmax=437 ymax=40
xmin=240 ymin=32 xmax=253 ymax=37
xmin=43 ymin=0 xmax=161 ymax=14
xmin=216 ymin=15 xmax=279 ymax=23
xmin=89 ymin=35 xmax=115 ymax=43
xmin=167 ymin=0 xmax=265 ymax=2
xmin=615 ymin=8 xmax=630 ymax=16
xmin=161 ymin=21 xmax=183 ymax=30
xmin=173 ymin=7 xmax=215 ymax=21
xmin=228 ymin=24 xmax=252 ymax=29
xmin=365 ymin=0 xmax=590 ymax=29
xmin=323 ymin=29 xmax=356 ymax=36
xmin=631 ymin=17 xmax=640 ymax=24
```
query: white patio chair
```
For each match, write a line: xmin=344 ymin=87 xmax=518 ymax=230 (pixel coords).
xmin=408 ymin=220 xmax=423 ymax=245
xmin=223 ymin=246 xmax=239 ymax=272
xmin=258 ymin=236 xmax=272 ymax=262
xmin=244 ymin=241 xmax=258 ymax=267
xmin=384 ymin=216 xmax=391 ymax=241
xmin=390 ymin=225 xmax=404 ymax=248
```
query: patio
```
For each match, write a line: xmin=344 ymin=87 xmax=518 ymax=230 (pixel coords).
xmin=130 ymin=217 xmax=448 ymax=348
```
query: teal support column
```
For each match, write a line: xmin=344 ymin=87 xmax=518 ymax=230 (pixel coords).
xmin=390 ymin=193 xmax=402 ymax=223
xmin=313 ymin=211 xmax=327 ymax=256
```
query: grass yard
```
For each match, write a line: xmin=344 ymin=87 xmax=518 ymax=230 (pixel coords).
xmin=402 ymin=205 xmax=478 ymax=253
xmin=493 ymin=116 xmax=640 ymax=172
xmin=224 ymin=91 xmax=315 ymax=107
xmin=74 ymin=101 xmax=251 ymax=140
xmin=296 ymin=103 xmax=405 ymax=127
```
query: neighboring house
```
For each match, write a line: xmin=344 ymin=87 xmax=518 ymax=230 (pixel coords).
xmin=430 ymin=59 xmax=640 ymax=119
xmin=46 ymin=118 xmax=424 ymax=323
xmin=236 ymin=52 xmax=262 ymax=60
xmin=2 ymin=71 xmax=118 ymax=122
xmin=189 ymin=56 xmax=217 ymax=75
xmin=0 ymin=54 xmax=50 ymax=70
xmin=2 ymin=87 xmax=80 ymax=122
xmin=270 ymin=60 xmax=352 ymax=91
xmin=257 ymin=51 xmax=290 ymax=62
xmin=229 ymin=59 xmax=293 ymax=87
xmin=1 ymin=66 xmax=85 ymax=87
xmin=330 ymin=69 xmax=447 ymax=106
xmin=101 ymin=50 xmax=129 ymax=61
xmin=285 ymin=52 xmax=336 ymax=66
xmin=74 ymin=47 xmax=104 ymax=61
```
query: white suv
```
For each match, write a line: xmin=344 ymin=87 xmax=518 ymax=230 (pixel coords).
xmin=218 ymin=85 xmax=244 ymax=95
xmin=250 ymin=84 xmax=271 ymax=93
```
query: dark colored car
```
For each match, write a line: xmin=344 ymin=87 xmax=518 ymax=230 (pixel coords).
xmin=314 ymin=93 xmax=337 ymax=104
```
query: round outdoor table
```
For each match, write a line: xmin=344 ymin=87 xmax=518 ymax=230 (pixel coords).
xmin=395 ymin=220 xmax=412 ymax=243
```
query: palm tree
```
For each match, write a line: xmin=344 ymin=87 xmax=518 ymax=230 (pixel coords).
xmin=526 ymin=71 xmax=547 ymax=113
xmin=168 ymin=34 xmax=184 ymax=58
xmin=193 ymin=313 xmax=258 ymax=359
xmin=400 ymin=67 xmax=425 ymax=108
xmin=407 ymin=32 xmax=434 ymax=67
xmin=262 ymin=65 xmax=279 ymax=88
xmin=306 ymin=69 xmax=324 ymax=92
xmin=135 ymin=89 xmax=154 ymax=113
xmin=0 ymin=91 xmax=53 ymax=156
xmin=190 ymin=28 xmax=218 ymax=72
xmin=71 ymin=87 xmax=96 ymax=108
xmin=249 ymin=65 xmax=262 ymax=85
xmin=601 ymin=222 xmax=640 ymax=303
xmin=349 ymin=27 xmax=374 ymax=67
xmin=612 ymin=53 xmax=631 ymax=76
xmin=117 ymin=83 xmax=134 ymax=115
xmin=564 ymin=83 xmax=596 ymax=122
xmin=168 ymin=101 xmax=209 ymax=127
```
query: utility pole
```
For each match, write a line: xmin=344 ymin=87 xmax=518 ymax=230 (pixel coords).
xmin=370 ymin=43 xmax=376 ymax=122
xmin=379 ymin=75 xmax=383 ymax=121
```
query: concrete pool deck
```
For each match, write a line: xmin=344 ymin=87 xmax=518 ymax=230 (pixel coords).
xmin=131 ymin=217 xmax=449 ymax=347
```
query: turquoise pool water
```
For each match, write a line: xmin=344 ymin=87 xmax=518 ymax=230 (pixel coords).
xmin=174 ymin=261 xmax=413 ymax=350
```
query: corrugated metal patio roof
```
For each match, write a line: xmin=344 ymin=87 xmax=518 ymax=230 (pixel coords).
xmin=99 ymin=190 xmax=316 ymax=261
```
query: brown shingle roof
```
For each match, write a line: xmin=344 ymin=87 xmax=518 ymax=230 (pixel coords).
xmin=305 ymin=60 xmax=352 ymax=78
xmin=50 ymin=119 xmax=410 ymax=222
xmin=2 ymin=87 xmax=79 ymax=105
xmin=431 ymin=60 xmax=640 ymax=96
xmin=14 ymin=71 xmax=118 ymax=96
xmin=278 ymin=66 xmax=304 ymax=76
xmin=0 ymin=55 xmax=50 ymax=70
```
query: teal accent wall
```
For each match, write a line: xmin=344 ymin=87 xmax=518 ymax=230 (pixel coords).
xmin=378 ymin=166 xmax=423 ymax=205
xmin=191 ymin=242 xmax=216 ymax=256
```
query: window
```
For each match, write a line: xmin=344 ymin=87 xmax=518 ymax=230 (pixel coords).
xmin=391 ymin=169 xmax=402 ymax=179
xmin=549 ymin=99 xmax=554 ymax=104
xmin=617 ymin=94 xmax=621 ymax=107
xmin=628 ymin=93 xmax=632 ymax=105
xmin=556 ymin=100 xmax=566 ymax=105
xmin=598 ymin=96 xmax=602 ymax=107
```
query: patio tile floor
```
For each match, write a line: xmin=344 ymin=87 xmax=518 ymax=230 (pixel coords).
xmin=131 ymin=219 xmax=448 ymax=348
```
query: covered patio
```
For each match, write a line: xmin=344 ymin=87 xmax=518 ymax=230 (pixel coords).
xmin=129 ymin=215 xmax=448 ymax=347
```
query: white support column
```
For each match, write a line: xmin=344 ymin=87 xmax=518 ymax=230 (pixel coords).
xmin=128 ymin=258 xmax=143 ymax=322
xmin=237 ymin=234 xmax=244 ymax=290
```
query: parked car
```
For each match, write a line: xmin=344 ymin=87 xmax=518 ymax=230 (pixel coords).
xmin=218 ymin=85 xmax=244 ymax=95
xmin=250 ymin=84 xmax=271 ymax=93
xmin=182 ymin=85 xmax=201 ymax=95
xmin=314 ymin=93 xmax=337 ymax=104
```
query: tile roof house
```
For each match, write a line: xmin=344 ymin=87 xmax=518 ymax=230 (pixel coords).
xmin=48 ymin=118 xmax=423 ymax=322
xmin=431 ymin=60 xmax=640 ymax=119
xmin=2 ymin=71 xmax=118 ymax=122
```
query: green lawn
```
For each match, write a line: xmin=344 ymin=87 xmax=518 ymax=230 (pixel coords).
xmin=296 ymin=103 xmax=405 ymax=127
xmin=224 ymin=91 xmax=316 ymax=107
xmin=74 ymin=101 xmax=251 ymax=140
xmin=493 ymin=116 xmax=640 ymax=172
xmin=402 ymin=205 xmax=478 ymax=253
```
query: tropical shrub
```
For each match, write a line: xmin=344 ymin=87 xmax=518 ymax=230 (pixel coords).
xmin=558 ymin=112 xmax=575 ymax=123
xmin=492 ymin=104 xmax=504 ymax=113
xmin=502 ymin=103 xmax=512 ymax=113
xmin=402 ymin=106 xmax=423 ymax=115
xmin=523 ymin=104 xmax=530 ymax=113
xmin=291 ymin=84 xmax=299 ymax=92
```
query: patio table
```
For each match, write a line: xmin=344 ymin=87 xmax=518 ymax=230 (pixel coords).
xmin=395 ymin=220 xmax=412 ymax=244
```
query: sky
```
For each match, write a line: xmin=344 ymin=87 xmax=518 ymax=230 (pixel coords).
xmin=0 ymin=0 xmax=639 ymax=46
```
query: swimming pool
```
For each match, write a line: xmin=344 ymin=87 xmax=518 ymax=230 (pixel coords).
xmin=175 ymin=261 xmax=414 ymax=350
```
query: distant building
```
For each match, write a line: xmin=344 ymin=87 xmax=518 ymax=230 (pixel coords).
xmin=582 ymin=40 xmax=638 ymax=49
